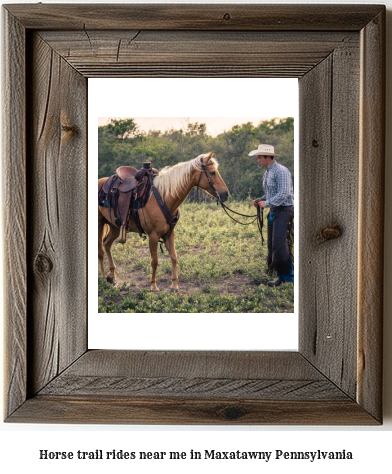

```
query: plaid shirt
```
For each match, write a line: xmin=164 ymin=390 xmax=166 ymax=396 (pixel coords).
xmin=261 ymin=161 xmax=294 ymax=208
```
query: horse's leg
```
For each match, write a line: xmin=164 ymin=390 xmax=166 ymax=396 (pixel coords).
xmin=98 ymin=211 xmax=106 ymax=279
xmin=164 ymin=231 xmax=179 ymax=292
xmin=148 ymin=233 xmax=160 ymax=292
xmin=104 ymin=224 xmax=120 ymax=283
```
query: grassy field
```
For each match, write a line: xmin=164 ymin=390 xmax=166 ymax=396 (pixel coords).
xmin=98 ymin=201 xmax=294 ymax=313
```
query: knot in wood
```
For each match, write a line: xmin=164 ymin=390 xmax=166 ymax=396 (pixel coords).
xmin=61 ymin=124 xmax=77 ymax=133
xmin=314 ymin=225 xmax=342 ymax=245
xmin=223 ymin=13 xmax=231 ymax=21
xmin=312 ymin=139 xmax=319 ymax=148
xmin=223 ymin=405 xmax=244 ymax=420
xmin=34 ymin=252 xmax=53 ymax=275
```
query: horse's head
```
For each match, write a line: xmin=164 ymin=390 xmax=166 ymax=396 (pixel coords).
xmin=196 ymin=152 xmax=229 ymax=202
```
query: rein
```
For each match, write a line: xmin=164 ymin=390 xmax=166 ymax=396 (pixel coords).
xmin=219 ymin=200 xmax=264 ymax=246
xmin=196 ymin=158 xmax=264 ymax=246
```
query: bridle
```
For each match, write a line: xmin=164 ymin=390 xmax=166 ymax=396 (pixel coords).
xmin=196 ymin=157 xmax=265 ymax=246
xmin=196 ymin=157 xmax=222 ymax=201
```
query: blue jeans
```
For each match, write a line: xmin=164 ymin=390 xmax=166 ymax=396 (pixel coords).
xmin=267 ymin=207 xmax=294 ymax=282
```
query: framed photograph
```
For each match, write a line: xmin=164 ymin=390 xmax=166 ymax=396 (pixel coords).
xmin=3 ymin=4 xmax=385 ymax=424
xmin=95 ymin=109 xmax=296 ymax=314
xmin=91 ymin=80 xmax=298 ymax=350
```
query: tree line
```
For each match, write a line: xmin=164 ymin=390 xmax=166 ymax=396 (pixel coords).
xmin=98 ymin=117 xmax=294 ymax=200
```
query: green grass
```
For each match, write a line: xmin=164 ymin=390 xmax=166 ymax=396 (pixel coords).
xmin=98 ymin=200 xmax=294 ymax=313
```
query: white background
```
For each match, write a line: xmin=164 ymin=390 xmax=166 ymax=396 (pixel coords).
xmin=1 ymin=0 xmax=391 ymax=473
xmin=89 ymin=77 xmax=299 ymax=351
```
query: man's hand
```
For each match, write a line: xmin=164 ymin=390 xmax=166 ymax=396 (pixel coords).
xmin=252 ymin=199 xmax=266 ymax=209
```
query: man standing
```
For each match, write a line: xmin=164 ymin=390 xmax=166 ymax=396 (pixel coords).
xmin=249 ymin=144 xmax=294 ymax=287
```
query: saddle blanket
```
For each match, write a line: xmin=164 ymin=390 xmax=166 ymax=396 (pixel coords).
xmin=98 ymin=186 xmax=110 ymax=208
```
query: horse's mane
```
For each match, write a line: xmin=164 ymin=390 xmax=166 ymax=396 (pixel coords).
xmin=153 ymin=153 xmax=219 ymax=201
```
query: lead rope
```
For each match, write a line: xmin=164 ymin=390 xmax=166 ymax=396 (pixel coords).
xmin=257 ymin=206 xmax=265 ymax=246
xmin=195 ymin=157 xmax=265 ymax=246
xmin=218 ymin=200 xmax=264 ymax=246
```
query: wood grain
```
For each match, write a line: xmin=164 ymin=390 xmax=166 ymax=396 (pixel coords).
xmin=4 ymin=4 xmax=384 ymax=31
xmin=27 ymin=33 xmax=87 ymax=395
xmin=38 ymin=351 xmax=346 ymax=400
xmin=59 ymin=350 xmax=322 ymax=378
xmin=10 ymin=396 xmax=378 ymax=425
xmin=2 ymin=9 xmax=27 ymax=419
xmin=298 ymin=39 xmax=360 ymax=399
xmin=2 ymin=3 xmax=385 ymax=425
xmin=38 ymin=30 xmax=358 ymax=78
xmin=357 ymin=9 xmax=385 ymax=422
xmin=8 ymin=351 xmax=378 ymax=424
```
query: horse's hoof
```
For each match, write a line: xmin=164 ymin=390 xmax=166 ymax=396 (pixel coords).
xmin=170 ymin=288 xmax=179 ymax=293
xmin=107 ymin=275 xmax=115 ymax=284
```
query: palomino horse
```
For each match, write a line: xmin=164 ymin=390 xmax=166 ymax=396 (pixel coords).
xmin=98 ymin=152 xmax=229 ymax=292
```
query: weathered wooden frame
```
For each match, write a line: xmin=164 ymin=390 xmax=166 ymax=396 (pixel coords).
xmin=3 ymin=4 xmax=385 ymax=424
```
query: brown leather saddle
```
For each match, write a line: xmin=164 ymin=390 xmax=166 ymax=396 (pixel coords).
xmin=100 ymin=163 xmax=158 ymax=243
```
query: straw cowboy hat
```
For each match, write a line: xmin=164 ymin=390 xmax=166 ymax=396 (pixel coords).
xmin=248 ymin=144 xmax=280 ymax=157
